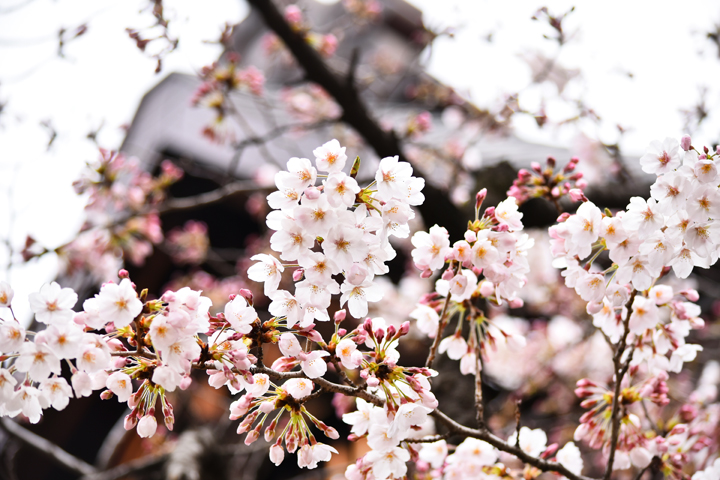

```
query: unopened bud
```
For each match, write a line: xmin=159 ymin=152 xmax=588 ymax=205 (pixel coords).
xmin=546 ymin=156 xmax=556 ymax=168
xmin=118 ymin=269 xmax=129 ymax=279
xmin=568 ymin=188 xmax=587 ymax=202
xmin=681 ymin=135 xmax=692 ymax=151
xmin=239 ymin=289 xmax=253 ymax=305
xmin=304 ymin=186 xmax=321 ymax=200
xmin=245 ymin=429 xmax=260 ymax=445
xmin=507 ymin=298 xmax=523 ymax=309
xmin=441 ymin=269 xmax=454 ymax=280
xmin=398 ymin=321 xmax=410 ymax=336
xmin=704 ymin=146 xmax=709 ymax=154
xmin=124 ymin=412 xmax=138 ymax=430
xmin=475 ymin=188 xmax=487 ymax=211
xmin=531 ymin=162 xmax=542 ymax=173
xmin=420 ymin=269 xmax=433 ymax=278
xmin=483 ymin=206 xmax=495 ymax=218
xmin=386 ymin=325 xmax=396 ymax=338
xmin=293 ymin=268 xmax=304 ymax=282
xmin=586 ymin=301 xmax=604 ymax=315
xmin=334 ymin=309 xmax=346 ymax=324
xmin=680 ymin=289 xmax=699 ymax=302
xmin=517 ymin=169 xmax=533 ymax=182
xmin=557 ymin=212 xmax=571 ymax=222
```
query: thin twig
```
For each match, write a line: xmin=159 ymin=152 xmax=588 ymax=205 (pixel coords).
xmin=425 ymin=262 xmax=460 ymax=369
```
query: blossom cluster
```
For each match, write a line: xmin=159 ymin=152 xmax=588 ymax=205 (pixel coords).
xmin=6 ymin=136 xmax=720 ymax=480
xmin=548 ymin=136 xmax=720 ymax=474
xmin=408 ymin=190 xmax=533 ymax=374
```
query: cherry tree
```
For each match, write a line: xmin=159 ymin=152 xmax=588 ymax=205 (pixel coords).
xmin=1 ymin=2 xmax=720 ymax=480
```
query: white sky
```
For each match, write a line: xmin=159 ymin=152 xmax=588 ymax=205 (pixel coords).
xmin=2 ymin=0 xmax=720 ymax=320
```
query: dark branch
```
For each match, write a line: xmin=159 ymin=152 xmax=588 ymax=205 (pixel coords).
xmin=0 ymin=417 xmax=98 ymax=476
xmin=245 ymin=0 xmax=467 ymax=239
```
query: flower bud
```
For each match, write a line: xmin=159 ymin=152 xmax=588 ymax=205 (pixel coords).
xmin=479 ymin=281 xmax=494 ymax=297
xmin=118 ymin=269 xmax=129 ymax=279
xmin=568 ymin=188 xmax=587 ymax=202
xmin=238 ymin=289 xmax=254 ymax=305
xmin=441 ymin=269 xmax=454 ymax=280
xmin=137 ymin=415 xmax=158 ymax=438
xmin=464 ymin=230 xmax=476 ymax=243
xmin=420 ymin=269 xmax=433 ymax=278
xmin=507 ymin=298 xmax=523 ymax=309
xmin=334 ymin=309 xmax=346 ymax=324
xmin=293 ymin=268 xmax=304 ymax=282
xmin=586 ymin=301 xmax=604 ymax=315
xmin=531 ymin=162 xmax=542 ymax=173
xmin=681 ymin=135 xmax=692 ymax=151
xmin=304 ymin=186 xmax=321 ymax=200
xmin=269 ymin=444 xmax=285 ymax=465
xmin=680 ymin=289 xmax=699 ymax=302
xmin=475 ymin=188 xmax=487 ymax=212
xmin=546 ymin=156 xmax=556 ymax=168
xmin=245 ymin=428 xmax=260 ymax=445
xmin=124 ymin=412 xmax=138 ymax=430
xmin=337 ymin=328 xmax=347 ymax=336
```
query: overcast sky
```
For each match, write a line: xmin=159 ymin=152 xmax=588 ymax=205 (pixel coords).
xmin=2 ymin=0 xmax=720 ymax=321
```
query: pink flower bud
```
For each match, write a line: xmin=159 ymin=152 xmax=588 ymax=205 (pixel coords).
xmin=293 ymin=268 xmax=304 ymax=282
xmin=325 ymin=426 xmax=339 ymax=439
xmin=557 ymin=212 xmax=571 ymax=222
xmin=398 ymin=321 xmax=410 ymax=336
xmin=137 ymin=415 xmax=158 ymax=438
xmin=334 ymin=309 xmax=346 ymax=324
xmin=517 ymin=169 xmax=533 ymax=181
xmin=245 ymin=429 xmax=260 ymax=445
xmin=531 ymin=162 xmax=542 ymax=173
xmin=680 ymin=289 xmax=699 ymax=302
xmin=475 ymin=188 xmax=487 ymax=211
xmin=507 ymin=298 xmax=523 ymax=309
xmin=568 ymin=188 xmax=587 ymax=202
xmin=337 ymin=328 xmax=347 ymax=336
xmin=441 ymin=269 xmax=454 ymax=280
xmin=546 ymin=156 xmax=556 ymax=168
xmin=124 ymin=412 xmax=138 ymax=430
xmin=586 ymin=301 xmax=604 ymax=315
xmin=483 ymin=206 xmax=495 ymax=218
xmin=284 ymin=5 xmax=303 ymax=25
xmin=270 ymin=444 xmax=285 ymax=465
xmin=239 ymin=289 xmax=253 ymax=305
xmin=180 ymin=376 xmax=193 ymax=390
xmin=304 ymin=186 xmax=321 ymax=200
xmin=479 ymin=281 xmax=494 ymax=297
xmin=118 ymin=269 xmax=129 ymax=279
xmin=464 ymin=230 xmax=477 ymax=243
xmin=367 ymin=376 xmax=380 ymax=387
xmin=420 ymin=269 xmax=433 ymax=278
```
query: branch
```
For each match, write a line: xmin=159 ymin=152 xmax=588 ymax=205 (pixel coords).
xmin=425 ymin=262 xmax=459 ymax=369
xmin=253 ymin=365 xmax=596 ymax=480
xmin=81 ymin=454 xmax=167 ymax=480
xmin=245 ymin=0 xmax=467 ymax=240
xmin=430 ymin=409 xmax=596 ymax=480
xmin=157 ymin=180 xmax=270 ymax=215
xmin=604 ymin=289 xmax=637 ymax=480
xmin=0 ymin=417 xmax=98 ymax=476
